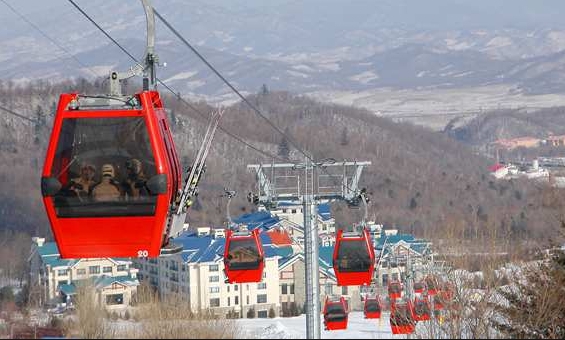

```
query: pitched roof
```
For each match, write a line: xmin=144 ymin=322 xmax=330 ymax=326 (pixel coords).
xmin=375 ymin=234 xmax=430 ymax=256
xmin=36 ymin=242 xmax=133 ymax=268
xmin=232 ymin=211 xmax=280 ymax=230
xmin=36 ymin=242 xmax=79 ymax=268
xmin=265 ymin=229 xmax=293 ymax=246
xmin=317 ymin=203 xmax=332 ymax=221
xmin=93 ymin=275 xmax=139 ymax=289
xmin=58 ymin=283 xmax=76 ymax=296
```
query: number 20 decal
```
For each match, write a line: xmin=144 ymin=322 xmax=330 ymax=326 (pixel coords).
xmin=137 ymin=250 xmax=149 ymax=258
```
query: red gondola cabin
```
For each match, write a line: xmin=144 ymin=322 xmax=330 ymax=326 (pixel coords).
xmin=425 ymin=274 xmax=440 ymax=296
xmin=413 ymin=296 xmax=432 ymax=321
xmin=434 ymin=283 xmax=454 ymax=311
xmin=363 ymin=296 xmax=382 ymax=319
xmin=41 ymin=91 xmax=181 ymax=259
xmin=413 ymin=280 xmax=427 ymax=294
xmin=332 ymin=229 xmax=375 ymax=286
xmin=323 ymin=296 xmax=349 ymax=331
xmin=390 ymin=300 xmax=415 ymax=335
xmin=223 ymin=228 xmax=264 ymax=283
xmin=388 ymin=280 xmax=403 ymax=300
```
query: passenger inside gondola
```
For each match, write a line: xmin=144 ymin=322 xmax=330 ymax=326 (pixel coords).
xmin=92 ymin=164 xmax=121 ymax=202
xmin=67 ymin=163 xmax=96 ymax=199
xmin=122 ymin=158 xmax=148 ymax=199
xmin=226 ymin=238 xmax=261 ymax=270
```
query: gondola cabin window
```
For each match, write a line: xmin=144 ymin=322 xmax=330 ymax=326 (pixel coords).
xmin=336 ymin=239 xmax=371 ymax=272
xmin=226 ymin=238 xmax=261 ymax=270
xmin=50 ymin=117 xmax=157 ymax=217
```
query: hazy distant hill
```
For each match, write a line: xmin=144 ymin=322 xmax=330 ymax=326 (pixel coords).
xmin=3 ymin=0 xmax=565 ymax=101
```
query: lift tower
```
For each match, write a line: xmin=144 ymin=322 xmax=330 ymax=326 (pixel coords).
xmin=248 ymin=159 xmax=371 ymax=339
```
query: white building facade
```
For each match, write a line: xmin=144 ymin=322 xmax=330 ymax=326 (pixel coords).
xmin=29 ymin=237 xmax=139 ymax=311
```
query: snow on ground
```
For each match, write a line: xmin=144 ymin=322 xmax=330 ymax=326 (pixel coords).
xmin=307 ymin=84 xmax=565 ymax=130
xmin=163 ymin=71 xmax=198 ymax=83
xmin=349 ymin=71 xmax=380 ymax=84
xmin=235 ymin=311 xmax=407 ymax=339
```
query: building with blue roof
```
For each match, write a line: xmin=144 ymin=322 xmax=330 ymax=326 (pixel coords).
xmin=29 ymin=237 xmax=139 ymax=311
xmin=133 ymin=207 xmax=434 ymax=316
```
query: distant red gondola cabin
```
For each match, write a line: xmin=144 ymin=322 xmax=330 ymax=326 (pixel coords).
xmin=390 ymin=300 xmax=416 ymax=335
xmin=425 ymin=275 xmax=440 ymax=295
xmin=332 ymin=229 xmax=375 ymax=286
xmin=323 ymin=296 xmax=349 ymax=331
xmin=223 ymin=228 xmax=264 ymax=283
xmin=413 ymin=280 xmax=427 ymax=294
xmin=435 ymin=283 xmax=454 ymax=311
xmin=41 ymin=91 xmax=181 ymax=259
xmin=363 ymin=296 xmax=382 ymax=319
xmin=413 ymin=296 xmax=432 ymax=321
xmin=388 ymin=280 xmax=403 ymax=300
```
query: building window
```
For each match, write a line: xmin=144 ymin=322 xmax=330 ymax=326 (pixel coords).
xmin=89 ymin=266 xmax=100 ymax=274
xmin=76 ymin=268 xmax=86 ymax=275
xmin=209 ymin=275 xmax=219 ymax=283
xmin=117 ymin=265 xmax=127 ymax=271
xmin=227 ymin=297 xmax=230 ymax=307
xmin=257 ymin=294 xmax=267 ymax=304
xmin=235 ymin=285 xmax=238 ymax=292
xmin=210 ymin=298 xmax=220 ymax=307
xmin=227 ymin=286 xmax=230 ymax=293
xmin=342 ymin=286 xmax=348 ymax=295
xmin=57 ymin=269 xmax=68 ymax=276
xmin=325 ymin=283 xmax=333 ymax=295
xmin=382 ymin=273 xmax=388 ymax=286
xmin=258 ymin=283 xmax=267 ymax=290
xmin=105 ymin=294 xmax=124 ymax=305
xmin=258 ymin=310 xmax=268 ymax=318
xmin=290 ymin=284 xmax=295 ymax=294
xmin=282 ymin=284 xmax=288 ymax=295
xmin=247 ymin=296 xmax=249 ymax=305
xmin=209 ymin=287 xmax=220 ymax=293
xmin=209 ymin=264 xmax=219 ymax=272
xmin=103 ymin=266 xmax=113 ymax=273
xmin=291 ymin=209 xmax=297 ymax=214
xmin=263 ymin=272 xmax=267 ymax=279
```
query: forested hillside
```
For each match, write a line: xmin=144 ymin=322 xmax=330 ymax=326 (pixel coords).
xmin=1 ymin=79 xmax=563 ymax=253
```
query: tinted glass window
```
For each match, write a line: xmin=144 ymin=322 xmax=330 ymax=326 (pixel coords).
xmin=389 ymin=282 xmax=402 ymax=294
xmin=414 ymin=282 xmax=425 ymax=291
xmin=325 ymin=303 xmax=346 ymax=322
xmin=365 ymin=300 xmax=380 ymax=312
xmin=50 ymin=117 xmax=157 ymax=217
xmin=336 ymin=239 xmax=371 ymax=272
xmin=226 ymin=238 xmax=260 ymax=270
xmin=415 ymin=300 xmax=430 ymax=315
